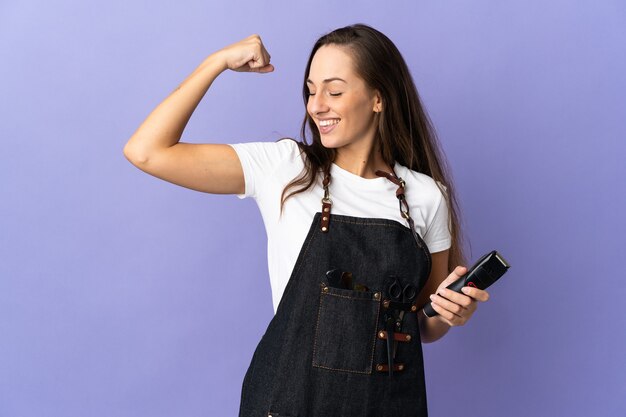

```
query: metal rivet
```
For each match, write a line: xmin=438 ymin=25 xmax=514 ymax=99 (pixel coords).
xmin=377 ymin=365 xmax=383 ymax=371
xmin=374 ymin=292 xmax=381 ymax=300
xmin=398 ymin=364 xmax=404 ymax=371
xmin=321 ymin=226 xmax=327 ymax=232
xmin=323 ymin=207 xmax=329 ymax=212
xmin=411 ymin=305 xmax=417 ymax=312
xmin=383 ymin=300 xmax=390 ymax=308
xmin=405 ymin=335 xmax=411 ymax=342
xmin=322 ymin=286 xmax=329 ymax=293
xmin=322 ymin=216 xmax=327 ymax=221
xmin=378 ymin=331 xmax=385 ymax=339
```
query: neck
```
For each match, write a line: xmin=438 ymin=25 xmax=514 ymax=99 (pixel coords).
xmin=334 ymin=142 xmax=393 ymax=179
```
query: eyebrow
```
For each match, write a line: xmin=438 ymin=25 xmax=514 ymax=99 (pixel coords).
xmin=306 ymin=77 xmax=347 ymax=85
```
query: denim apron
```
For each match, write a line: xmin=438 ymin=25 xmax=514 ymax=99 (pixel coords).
xmin=238 ymin=167 xmax=432 ymax=417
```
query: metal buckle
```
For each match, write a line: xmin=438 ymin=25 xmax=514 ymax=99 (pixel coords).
xmin=399 ymin=199 xmax=410 ymax=219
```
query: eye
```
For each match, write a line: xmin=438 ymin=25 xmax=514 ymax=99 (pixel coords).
xmin=329 ymin=92 xmax=342 ymax=96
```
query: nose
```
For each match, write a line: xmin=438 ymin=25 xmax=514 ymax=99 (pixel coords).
xmin=307 ymin=92 xmax=330 ymax=116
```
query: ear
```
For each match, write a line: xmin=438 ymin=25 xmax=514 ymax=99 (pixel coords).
xmin=372 ymin=90 xmax=383 ymax=113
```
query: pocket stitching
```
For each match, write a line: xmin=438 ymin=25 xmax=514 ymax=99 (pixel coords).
xmin=311 ymin=288 xmax=381 ymax=375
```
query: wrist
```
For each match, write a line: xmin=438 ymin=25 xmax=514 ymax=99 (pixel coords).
xmin=418 ymin=308 xmax=451 ymax=343
xmin=202 ymin=51 xmax=229 ymax=73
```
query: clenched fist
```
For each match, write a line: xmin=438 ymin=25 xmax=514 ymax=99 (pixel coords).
xmin=217 ymin=34 xmax=274 ymax=73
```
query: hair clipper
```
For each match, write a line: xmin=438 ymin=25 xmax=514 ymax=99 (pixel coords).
xmin=422 ymin=250 xmax=510 ymax=318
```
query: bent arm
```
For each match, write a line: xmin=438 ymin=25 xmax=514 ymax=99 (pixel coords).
xmin=122 ymin=52 xmax=243 ymax=194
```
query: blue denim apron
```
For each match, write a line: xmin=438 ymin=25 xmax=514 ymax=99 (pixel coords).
xmin=239 ymin=168 xmax=432 ymax=417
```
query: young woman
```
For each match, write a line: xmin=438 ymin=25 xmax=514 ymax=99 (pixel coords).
xmin=124 ymin=23 xmax=490 ymax=417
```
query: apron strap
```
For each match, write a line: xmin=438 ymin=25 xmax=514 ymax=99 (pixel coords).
xmin=374 ymin=168 xmax=409 ymax=218
xmin=375 ymin=168 xmax=425 ymax=250
xmin=319 ymin=165 xmax=424 ymax=250
xmin=320 ymin=167 xmax=332 ymax=232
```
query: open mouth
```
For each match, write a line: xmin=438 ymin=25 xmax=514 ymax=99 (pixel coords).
xmin=319 ymin=118 xmax=340 ymax=127
xmin=319 ymin=119 xmax=340 ymax=134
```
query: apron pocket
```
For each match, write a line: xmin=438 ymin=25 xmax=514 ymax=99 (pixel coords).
xmin=312 ymin=285 xmax=381 ymax=374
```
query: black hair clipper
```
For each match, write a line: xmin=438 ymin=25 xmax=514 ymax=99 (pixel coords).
xmin=423 ymin=250 xmax=510 ymax=318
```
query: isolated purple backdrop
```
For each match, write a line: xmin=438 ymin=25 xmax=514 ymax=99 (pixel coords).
xmin=1 ymin=0 xmax=624 ymax=416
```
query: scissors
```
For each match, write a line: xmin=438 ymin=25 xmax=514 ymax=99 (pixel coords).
xmin=388 ymin=278 xmax=417 ymax=305
xmin=384 ymin=278 xmax=417 ymax=375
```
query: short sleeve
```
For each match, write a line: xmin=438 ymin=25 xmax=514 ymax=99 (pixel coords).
xmin=423 ymin=183 xmax=452 ymax=253
xmin=228 ymin=139 xmax=298 ymax=200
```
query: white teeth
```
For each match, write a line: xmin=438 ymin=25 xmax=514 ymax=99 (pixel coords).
xmin=320 ymin=119 xmax=340 ymax=127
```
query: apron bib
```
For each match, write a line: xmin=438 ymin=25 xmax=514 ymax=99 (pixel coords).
xmin=238 ymin=168 xmax=432 ymax=417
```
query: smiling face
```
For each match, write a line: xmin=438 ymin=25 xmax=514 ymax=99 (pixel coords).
xmin=306 ymin=44 xmax=381 ymax=151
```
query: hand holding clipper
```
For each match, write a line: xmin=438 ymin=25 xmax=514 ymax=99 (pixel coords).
xmin=423 ymin=250 xmax=510 ymax=318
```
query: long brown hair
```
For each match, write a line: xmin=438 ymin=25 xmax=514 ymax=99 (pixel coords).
xmin=279 ymin=23 xmax=465 ymax=271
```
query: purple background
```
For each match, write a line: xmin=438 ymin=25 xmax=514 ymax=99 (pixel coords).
xmin=1 ymin=1 xmax=624 ymax=416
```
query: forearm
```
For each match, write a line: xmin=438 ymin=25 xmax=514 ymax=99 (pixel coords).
xmin=123 ymin=52 xmax=228 ymax=161
xmin=418 ymin=309 xmax=451 ymax=343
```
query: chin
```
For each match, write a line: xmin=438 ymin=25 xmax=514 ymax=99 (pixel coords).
xmin=320 ymin=134 xmax=347 ymax=149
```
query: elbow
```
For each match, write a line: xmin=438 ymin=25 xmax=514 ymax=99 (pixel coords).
xmin=123 ymin=141 xmax=149 ymax=166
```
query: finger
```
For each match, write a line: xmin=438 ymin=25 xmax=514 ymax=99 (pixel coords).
xmin=438 ymin=288 xmax=473 ymax=308
xmin=249 ymin=50 xmax=272 ymax=73
xmin=249 ymin=64 xmax=273 ymax=73
xmin=450 ymin=265 xmax=468 ymax=279
xmin=430 ymin=294 xmax=465 ymax=317
xmin=256 ymin=63 xmax=274 ymax=73
xmin=260 ymin=44 xmax=271 ymax=62
xmin=439 ymin=265 xmax=468 ymax=287
xmin=460 ymin=287 xmax=490 ymax=302
xmin=258 ymin=49 xmax=273 ymax=72
xmin=429 ymin=301 xmax=456 ymax=325
xmin=431 ymin=301 xmax=468 ymax=326
xmin=232 ymin=50 xmax=260 ymax=72
xmin=257 ymin=47 xmax=268 ymax=64
xmin=247 ymin=54 xmax=262 ymax=70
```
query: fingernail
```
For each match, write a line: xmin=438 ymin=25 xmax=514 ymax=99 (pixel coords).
xmin=429 ymin=294 xmax=435 ymax=300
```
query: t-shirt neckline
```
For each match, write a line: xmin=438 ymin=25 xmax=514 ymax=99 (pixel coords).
xmin=330 ymin=161 xmax=399 ymax=187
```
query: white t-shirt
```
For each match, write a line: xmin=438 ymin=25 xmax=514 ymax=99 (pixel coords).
xmin=229 ymin=139 xmax=451 ymax=313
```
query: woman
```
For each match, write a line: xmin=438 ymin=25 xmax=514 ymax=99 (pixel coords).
xmin=124 ymin=23 xmax=490 ymax=417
